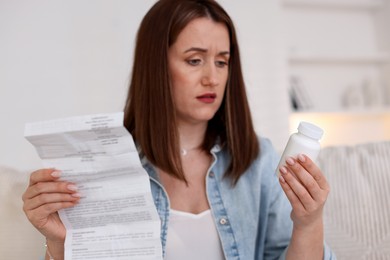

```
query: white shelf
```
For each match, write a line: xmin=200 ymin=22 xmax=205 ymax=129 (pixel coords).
xmin=283 ymin=0 xmax=384 ymax=10
xmin=288 ymin=53 xmax=390 ymax=65
xmin=289 ymin=110 xmax=390 ymax=147
xmin=284 ymin=0 xmax=390 ymax=147
xmin=291 ymin=107 xmax=390 ymax=116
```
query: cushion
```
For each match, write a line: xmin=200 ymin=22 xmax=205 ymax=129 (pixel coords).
xmin=318 ymin=141 xmax=390 ymax=260
xmin=0 ymin=166 xmax=44 ymax=259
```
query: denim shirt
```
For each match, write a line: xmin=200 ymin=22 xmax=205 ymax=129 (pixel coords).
xmin=141 ymin=137 xmax=336 ymax=260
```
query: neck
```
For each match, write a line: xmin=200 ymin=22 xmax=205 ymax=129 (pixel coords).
xmin=178 ymin=122 xmax=207 ymax=152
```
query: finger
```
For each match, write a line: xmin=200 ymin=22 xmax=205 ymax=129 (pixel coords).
xmin=285 ymin=157 xmax=322 ymax=201
xmin=297 ymin=154 xmax=330 ymax=192
xmin=278 ymin=171 xmax=305 ymax=213
xmin=29 ymin=168 xmax=61 ymax=186
xmin=25 ymin=192 xmax=81 ymax=211
xmin=23 ymin=181 xmax=78 ymax=201
xmin=26 ymin=201 xmax=77 ymax=228
xmin=280 ymin=166 xmax=316 ymax=211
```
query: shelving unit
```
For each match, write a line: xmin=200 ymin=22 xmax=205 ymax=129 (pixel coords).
xmin=283 ymin=0 xmax=385 ymax=10
xmin=289 ymin=111 xmax=390 ymax=147
xmin=282 ymin=0 xmax=390 ymax=145
xmin=289 ymin=53 xmax=390 ymax=65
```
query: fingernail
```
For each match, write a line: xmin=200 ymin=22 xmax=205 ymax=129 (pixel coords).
xmin=298 ymin=154 xmax=306 ymax=163
xmin=67 ymin=184 xmax=78 ymax=191
xmin=51 ymin=170 xmax=61 ymax=178
xmin=286 ymin=157 xmax=295 ymax=165
xmin=71 ymin=192 xmax=81 ymax=198
xmin=279 ymin=175 xmax=286 ymax=183
xmin=280 ymin=166 xmax=288 ymax=175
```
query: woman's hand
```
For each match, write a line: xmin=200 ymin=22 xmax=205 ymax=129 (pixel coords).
xmin=279 ymin=155 xmax=329 ymax=259
xmin=22 ymin=168 xmax=80 ymax=243
xmin=278 ymin=154 xmax=329 ymax=229
xmin=278 ymin=154 xmax=329 ymax=259
xmin=279 ymin=154 xmax=329 ymax=259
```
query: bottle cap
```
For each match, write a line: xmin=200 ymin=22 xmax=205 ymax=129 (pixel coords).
xmin=298 ymin=121 xmax=324 ymax=140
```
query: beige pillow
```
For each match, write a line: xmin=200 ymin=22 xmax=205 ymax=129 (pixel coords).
xmin=318 ymin=141 xmax=390 ymax=260
xmin=0 ymin=166 xmax=44 ymax=259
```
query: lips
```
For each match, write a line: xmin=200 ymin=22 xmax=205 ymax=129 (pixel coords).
xmin=196 ymin=93 xmax=217 ymax=103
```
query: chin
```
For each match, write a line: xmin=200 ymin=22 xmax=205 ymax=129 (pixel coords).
xmin=195 ymin=112 xmax=218 ymax=123
xmin=182 ymin=114 xmax=215 ymax=125
xmin=178 ymin=108 xmax=220 ymax=125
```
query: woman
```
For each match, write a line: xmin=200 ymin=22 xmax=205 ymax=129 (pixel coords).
xmin=22 ymin=0 xmax=335 ymax=259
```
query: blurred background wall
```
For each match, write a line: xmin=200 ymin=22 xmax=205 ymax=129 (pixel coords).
xmin=1 ymin=1 xmax=390 ymax=259
xmin=0 ymin=0 xmax=290 ymax=172
xmin=284 ymin=0 xmax=390 ymax=147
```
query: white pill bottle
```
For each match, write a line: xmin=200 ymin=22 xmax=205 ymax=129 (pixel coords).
xmin=276 ymin=121 xmax=324 ymax=176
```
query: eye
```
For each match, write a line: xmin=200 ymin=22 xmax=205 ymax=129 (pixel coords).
xmin=215 ymin=60 xmax=228 ymax=68
xmin=186 ymin=59 xmax=202 ymax=66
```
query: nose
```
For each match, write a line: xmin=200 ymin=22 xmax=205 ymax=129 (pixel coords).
xmin=201 ymin=63 xmax=218 ymax=87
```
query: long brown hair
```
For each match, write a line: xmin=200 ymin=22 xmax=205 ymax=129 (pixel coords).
xmin=124 ymin=0 xmax=259 ymax=185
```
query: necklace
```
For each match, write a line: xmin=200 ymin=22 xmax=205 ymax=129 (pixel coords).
xmin=180 ymin=146 xmax=201 ymax=156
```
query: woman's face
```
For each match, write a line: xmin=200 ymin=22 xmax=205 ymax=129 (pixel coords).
xmin=168 ymin=17 xmax=230 ymax=126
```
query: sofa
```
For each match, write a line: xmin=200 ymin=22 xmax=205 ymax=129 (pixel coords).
xmin=1 ymin=140 xmax=390 ymax=259
xmin=0 ymin=167 xmax=45 ymax=259
xmin=318 ymin=140 xmax=390 ymax=259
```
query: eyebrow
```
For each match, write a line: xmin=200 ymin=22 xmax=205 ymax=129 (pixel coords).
xmin=184 ymin=47 xmax=230 ymax=56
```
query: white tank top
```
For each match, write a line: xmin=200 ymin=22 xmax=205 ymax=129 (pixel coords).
xmin=165 ymin=209 xmax=225 ymax=260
